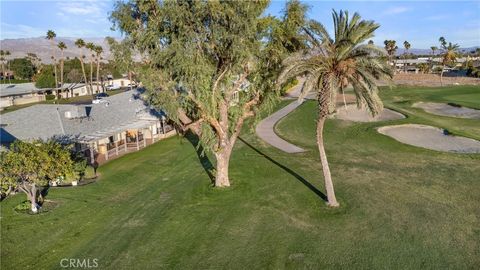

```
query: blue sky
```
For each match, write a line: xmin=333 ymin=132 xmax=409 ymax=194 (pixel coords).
xmin=1 ymin=0 xmax=479 ymax=48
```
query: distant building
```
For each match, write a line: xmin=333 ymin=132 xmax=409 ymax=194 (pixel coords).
xmin=1 ymin=89 xmax=175 ymax=164
xmin=0 ymin=83 xmax=48 ymax=108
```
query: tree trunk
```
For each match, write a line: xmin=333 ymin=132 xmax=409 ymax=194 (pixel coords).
xmin=79 ymin=59 xmax=89 ymax=95
xmin=90 ymin=58 xmax=94 ymax=94
xmin=440 ymin=64 xmax=445 ymax=86
xmin=29 ymin=183 xmax=38 ymax=213
xmin=214 ymin=146 xmax=232 ymax=187
xmin=317 ymin=74 xmax=339 ymax=207
xmin=316 ymin=117 xmax=339 ymax=207
xmin=96 ymin=58 xmax=100 ymax=93
xmin=60 ymin=50 xmax=64 ymax=97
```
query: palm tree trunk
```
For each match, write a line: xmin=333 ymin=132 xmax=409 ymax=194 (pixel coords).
xmin=317 ymin=75 xmax=339 ymax=207
xmin=440 ymin=64 xmax=445 ymax=86
xmin=316 ymin=116 xmax=339 ymax=207
xmin=79 ymin=58 xmax=88 ymax=95
xmin=89 ymin=57 xmax=94 ymax=94
xmin=60 ymin=50 xmax=64 ymax=97
xmin=96 ymin=57 xmax=100 ymax=93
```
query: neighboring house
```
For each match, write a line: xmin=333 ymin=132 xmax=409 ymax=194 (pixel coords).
xmin=0 ymin=83 xmax=48 ymax=109
xmin=0 ymin=89 xmax=175 ymax=165
xmin=59 ymin=83 xmax=90 ymax=98
xmin=106 ymin=77 xmax=136 ymax=90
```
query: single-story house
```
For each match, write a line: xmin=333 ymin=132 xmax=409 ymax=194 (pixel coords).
xmin=1 ymin=89 xmax=175 ymax=164
xmin=0 ymin=83 xmax=48 ymax=109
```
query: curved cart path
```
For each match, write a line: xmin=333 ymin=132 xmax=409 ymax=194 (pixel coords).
xmin=255 ymin=78 xmax=356 ymax=153
xmin=256 ymin=100 xmax=306 ymax=153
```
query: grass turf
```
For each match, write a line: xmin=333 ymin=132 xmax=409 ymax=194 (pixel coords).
xmin=1 ymin=86 xmax=479 ymax=269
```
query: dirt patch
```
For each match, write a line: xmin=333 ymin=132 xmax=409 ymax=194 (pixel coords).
xmin=335 ymin=104 xmax=405 ymax=122
xmin=378 ymin=124 xmax=480 ymax=153
xmin=391 ymin=73 xmax=480 ymax=87
xmin=413 ymin=102 xmax=480 ymax=119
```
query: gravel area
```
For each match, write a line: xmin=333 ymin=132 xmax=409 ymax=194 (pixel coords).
xmin=413 ymin=102 xmax=480 ymax=119
xmin=378 ymin=124 xmax=480 ymax=153
xmin=335 ymin=104 xmax=405 ymax=122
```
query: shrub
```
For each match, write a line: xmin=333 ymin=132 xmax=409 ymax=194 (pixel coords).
xmin=45 ymin=94 xmax=56 ymax=100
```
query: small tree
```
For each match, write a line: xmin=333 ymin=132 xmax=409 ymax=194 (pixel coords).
xmin=0 ymin=141 xmax=73 ymax=213
xmin=438 ymin=37 xmax=459 ymax=86
xmin=34 ymin=65 xmax=56 ymax=88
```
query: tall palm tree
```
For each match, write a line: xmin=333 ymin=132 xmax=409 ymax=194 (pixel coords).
xmin=75 ymin=39 xmax=90 ymax=95
xmin=5 ymin=50 xmax=12 ymax=84
xmin=430 ymin=46 xmax=438 ymax=71
xmin=403 ymin=41 xmax=411 ymax=73
xmin=438 ymin=37 xmax=459 ymax=86
xmin=0 ymin=50 xmax=5 ymax=82
xmin=383 ymin=40 xmax=398 ymax=73
xmin=279 ymin=10 xmax=392 ymax=207
xmin=46 ymin=30 xmax=58 ymax=90
xmin=85 ymin=42 xmax=95 ymax=93
xmin=94 ymin=45 xmax=103 ymax=93
xmin=57 ymin=41 xmax=67 ymax=97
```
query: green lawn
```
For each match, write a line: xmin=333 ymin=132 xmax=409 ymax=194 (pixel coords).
xmin=1 ymin=86 xmax=479 ymax=269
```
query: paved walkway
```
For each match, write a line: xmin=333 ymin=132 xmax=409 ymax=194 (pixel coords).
xmin=256 ymin=78 xmax=358 ymax=153
xmin=255 ymin=79 xmax=307 ymax=153
xmin=255 ymin=99 xmax=307 ymax=153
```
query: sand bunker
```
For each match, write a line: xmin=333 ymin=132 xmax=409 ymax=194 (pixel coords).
xmin=378 ymin=124 xmax=480 ymax=153
xmin=335 ymin=104 xmax=405 ymax=122
xmin=413 ymin=102 xmax=480 ymax=119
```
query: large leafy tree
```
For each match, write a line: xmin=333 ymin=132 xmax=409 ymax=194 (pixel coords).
xmin=106 ymin=37 xmax=135 ymax=89
xmin=8 ymin=58 xmax=36 ymax=80
xmin=278 ymin=10 xmax=393 ymax=207
xmin=0 ymin=141 xmax=73 ymax=213
xmin=110 ymin=0 xmax=309 ymax=187
xmin=438 ymin=36 xmax=459 ymax=86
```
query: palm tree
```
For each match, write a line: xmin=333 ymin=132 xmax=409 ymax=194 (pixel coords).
xmin=430 ymin=46 xmax=438 ymax=71
xmin=403 ymin=41 xmax=411 ymax=73
xmin=0 ymin=50 xmax=5 ymax=82
xmin=75 ymin=39 xmax=90 ymax=95
xmin=46 ymin=30 xmax=58 ymax=90
xmin=94 ymin=45 xmax=103 ymax=93
xmin=3 ymin=50 xmax=12 ymax=84
xmin=57 ymin=41 xmax=67 ymax=97
xmin=279 ymin=10 xmax=392 ymax=207
xmin=438 ymin=37 xmax=459 ymax=86
xmin=85 ymin=42 xmax=95 ymax=93
xmin=384 ymin=40 xmax=398 ymax=73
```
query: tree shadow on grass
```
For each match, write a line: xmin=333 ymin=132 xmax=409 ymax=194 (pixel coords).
xmin=184 ymin=131 xmax=215 ymax=185
xmin=238 ymin=137 xmax=327 ymax=202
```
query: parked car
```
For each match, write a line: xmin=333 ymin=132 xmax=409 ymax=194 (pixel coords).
xmin=95 ymin=92 xmax=109 ymax=98
xmin=106 ymin=84 xmax=121 ymax=90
